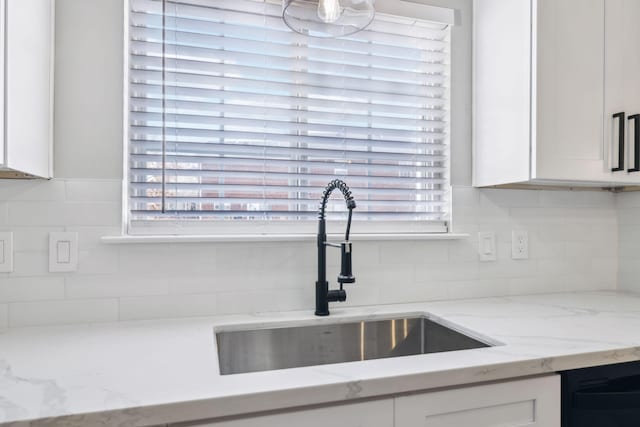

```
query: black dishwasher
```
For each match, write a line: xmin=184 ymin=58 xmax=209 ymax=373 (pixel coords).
xmin=562 ymin=360 xmax=640 ymax=426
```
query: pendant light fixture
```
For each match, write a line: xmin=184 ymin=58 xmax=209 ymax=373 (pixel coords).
xmin=282 ymin=0 xmax=375 ymax=38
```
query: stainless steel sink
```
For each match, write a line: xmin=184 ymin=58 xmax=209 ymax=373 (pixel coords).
xmin=216 ymin=315 xmax=493 ymax=375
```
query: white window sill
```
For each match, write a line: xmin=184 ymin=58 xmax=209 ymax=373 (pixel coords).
xmin=100 ymin=233 xmax=470 ymax=244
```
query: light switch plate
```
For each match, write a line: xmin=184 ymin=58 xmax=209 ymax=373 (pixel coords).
xmin=49 ymin=232 xmax=78 ymax=272
xmin=0 ymin=232 xmax=13 ymax=273
xmin=478 ymin=231 xmax=496 ymax=262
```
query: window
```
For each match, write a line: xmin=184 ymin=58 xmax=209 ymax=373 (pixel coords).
xmin=126 ymin=0 xmax=452 ymax=235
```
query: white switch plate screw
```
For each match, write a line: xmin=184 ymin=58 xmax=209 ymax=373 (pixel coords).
xmin=478 ymin=231 xmax=496 ymax=262
xmin=511 ymin=230 xmax=529 ymax=260
xmin=0 ymin=232 xmax=14 ymax=273
xmin=49 ymin=232 xmax=79 ymax=272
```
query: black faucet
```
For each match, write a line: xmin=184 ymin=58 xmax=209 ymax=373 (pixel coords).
xmin=315 ymin=179 xmax=356 ymax=316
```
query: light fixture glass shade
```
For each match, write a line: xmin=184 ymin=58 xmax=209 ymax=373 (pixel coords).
xmin=282 ymin=0 xmax=375 ymax=38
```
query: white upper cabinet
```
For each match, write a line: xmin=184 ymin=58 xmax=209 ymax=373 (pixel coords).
xmin=473 ymin=0 xmax=611 ymax=187
xmin=0 ymin=0 xmax=54 ymax=179
xmin=604 ymin=0 xmax=640 ymax=184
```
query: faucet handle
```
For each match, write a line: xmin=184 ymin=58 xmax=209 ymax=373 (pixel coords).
xmin=338 ymin=242 xmax=356 ymax=284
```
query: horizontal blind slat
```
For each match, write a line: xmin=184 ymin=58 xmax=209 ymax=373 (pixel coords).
xmin=130 ymin=39 xmax=447 ymax=82
xmin=129 ymin=20 xmax=447 ymax=62
xmin=130 ymin=169 xmax=447 ymax=184
xmin=130 ymin=84 xmax=446 ymax=116
xmin=130 ymin=79 xmax=445 ymax=109
xmin=130 ymin=122 xmax=447 ymax=143
xmin=129 ymin=67 xmax=447 ymax=100
xmin=130 ymin=111 xmax=445 ymax=135
xmin=129 ymin=51 xmax=446 ymax=88
xmin=131 ymin=155 xmax=443 ymax=177
xmin=130 ymin=182 xmax=446 ymax=195
xmin=130 ymin=140 xmax=447 ymax=159
xmin=130 ymin=128 xmax=446 ymax=147
xmin=130 ymin=211 xmax=447 ymax=221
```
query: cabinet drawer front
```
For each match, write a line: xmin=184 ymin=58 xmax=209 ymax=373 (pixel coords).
xmin=395 ymin=375 xmax=560 ymax=427
xmin=180 ymin=399 xmax=394 ymax=427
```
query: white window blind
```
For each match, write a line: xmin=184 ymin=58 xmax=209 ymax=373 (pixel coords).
xmin=127 ymin=0 xmax=451 ymax=234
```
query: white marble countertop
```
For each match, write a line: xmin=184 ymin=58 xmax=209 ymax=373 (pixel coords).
xmin=3 ymin=291 xmax=640 ymax=426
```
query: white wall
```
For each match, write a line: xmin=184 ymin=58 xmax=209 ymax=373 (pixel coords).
xmin=0 ymin=0 xmax=619 ymax=329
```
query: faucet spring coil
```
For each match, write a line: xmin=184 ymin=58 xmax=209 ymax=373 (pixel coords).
xmin=319 ymin=179 xmax=356 ymax=220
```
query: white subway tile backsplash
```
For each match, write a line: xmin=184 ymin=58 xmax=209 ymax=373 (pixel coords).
xmin=617 ymin=209 xmax=640 ymax=225
xmin=9 ymin=299 xmax=119 ymax=327
xmin=77 ymin=248 xmax=119 ymax=275
xmin=378 ymin=282 xmax=449 ymax=305
xmin=65 ymin=276 xmax=169 ymax=299
xmin=478 ymin=258 xmax=537 ymax=279
xmin=117 ymin=246 xmax=175 ymax=276
xmin=451 ymin=186 xmax=479 ymax=208
xmin=616 ymin=192 xmax=640 ymax=208
xmin=0 ymin=203 xmax=7 ymax=225
xmin=65 ymin=226 xmax=121 ymax=248
xmin=538 ymin=190 xmax=581 ymax=207
xmin=0 ymin=180 xmax=66 ymax=202
xmin=342 ymin=283 xmax=380 ymax=307
xmin=379 ymin=241 xmax=449 ymax=266
xmin=481 ymin=189 xmax=539 ymax=208
xmin=0 ymin=277 xmax=65 ymax=302
xmin=0 ymin=179 xmax=622 ymax=328
xmin=508 ymin=276 xmax=567 ymax=295
xmin=215 ymin=291 xmax=272 ymax=315
xmin=65 ymin=180 xmax=121 ymax=202
xmin=589 ymin=258 xmax=618 ymax=280
xmin=119 ymin=294 xmax=218 ymax=321
xmin=528 ymin=238 xmax=565 ymax=260
xmin=447 ymin=240 xmax=479 ymax=263
xmin=415 ymin=262 xmax=479 ymax=282
xmin=446 ymin=279 xmax=510 ymax=300
xmin=1 ymin=228 xmax=61 ymax=252
xmin=7 ymin=201 xmax=121 ymax=227
xmin=0 ymin=304 xmax=7 ymax=330
xmin=10 ymin=252 xmax=49 ymax=277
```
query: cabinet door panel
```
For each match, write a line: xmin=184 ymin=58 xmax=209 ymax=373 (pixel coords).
xmin=605 ymin=0 xmax=640 ymax=184
xmin=395 ymin=375 xmax=560 ymax=427
xmin=178 ymin=399 xmax=394 ymax=427
xmin=5 ymin=0 xmax=53 ymax=177
xmin=534 ymin=0 xmax=609 ymax=183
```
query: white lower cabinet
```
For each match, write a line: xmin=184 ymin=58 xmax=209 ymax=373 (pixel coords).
xmin=395 ymin=375 xmax=560 ymax=427
xmin=177 ymin=375 xmax=560 ymax=427
xmin=184 ymin=399 xmax=394 ymax=427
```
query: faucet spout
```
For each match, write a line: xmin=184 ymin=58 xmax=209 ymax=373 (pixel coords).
xmin=315 ymin=179 xmax=356 ymax=316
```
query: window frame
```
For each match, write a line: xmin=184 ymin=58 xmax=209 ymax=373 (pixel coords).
xmin=122 ymin=0 xmax=456 ymax=238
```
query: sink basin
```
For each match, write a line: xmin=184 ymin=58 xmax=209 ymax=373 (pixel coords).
xmin=216 ymin=315 xmax=493 ymax=375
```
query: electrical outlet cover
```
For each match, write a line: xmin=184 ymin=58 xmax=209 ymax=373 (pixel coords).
xmin=511 ymin=230 xmax=529 ymax=260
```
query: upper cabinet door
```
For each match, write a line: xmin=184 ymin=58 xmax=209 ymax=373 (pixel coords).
xmin=533 ymin=0 xmax=609 ymax=184
xmin=605 ymin=0 xmax=640 ymax=184
xmin=2 ymin=0 xmax=53 ymax=178
xmin=473 ymin=0 xmax=610 ymax=188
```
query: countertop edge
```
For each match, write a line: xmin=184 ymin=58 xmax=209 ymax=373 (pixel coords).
xmin=6 ymin=346 xmax=640 ymax=427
